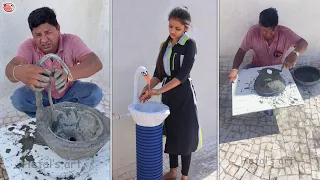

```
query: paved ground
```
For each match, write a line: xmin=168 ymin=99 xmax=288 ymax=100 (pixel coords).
xmin=219 ymin=70 xmax=320 ymax=180
xmin=113 ymin=136 xmax=218 ymax=180
xmin=0 ymin=157 xmax=9 ymax=180
xmin=0 ymin=79 xmax=109 ymax=180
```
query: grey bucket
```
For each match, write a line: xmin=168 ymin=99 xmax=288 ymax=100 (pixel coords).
xmin=35 ymin=53 xmax=110 ymax=160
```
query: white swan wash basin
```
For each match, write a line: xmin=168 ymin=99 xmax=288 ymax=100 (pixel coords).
xmin=128 ymin=66 xmax=170 ymax=127
xmin=128 ymin=101 xmax=170 ymax=127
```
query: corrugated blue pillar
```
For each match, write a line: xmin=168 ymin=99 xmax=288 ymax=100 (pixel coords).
xmin=136 ymin=124 xmax=163 ymax=180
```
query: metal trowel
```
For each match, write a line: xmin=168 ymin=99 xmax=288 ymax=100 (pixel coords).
xmin=280 ymin=62 xmax=285 ymax=71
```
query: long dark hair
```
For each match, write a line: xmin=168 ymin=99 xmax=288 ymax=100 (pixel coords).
xmin=156 ymin=6 xmax=191 ymax=79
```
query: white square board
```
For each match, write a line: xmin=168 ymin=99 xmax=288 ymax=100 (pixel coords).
xmin=232 ymin=65 xmax=304 ymax=116
xmin=0 ymin=118 xmax=110 ymax=180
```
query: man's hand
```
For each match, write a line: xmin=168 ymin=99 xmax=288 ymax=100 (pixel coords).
xmin=53 ymin=69 xmax=68 ymax=93
xmin=14 ymin=64 xmax=50 ymax=91
xmin=228 ymin=69 xmax=238 ymax=83
xmin=284 ymin=52 xmax=298 ymax=69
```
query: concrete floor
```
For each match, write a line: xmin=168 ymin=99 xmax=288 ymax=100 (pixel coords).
xmin=112 ymin=136 xmax=218 ymax=180
xmin=219 ymin=70 xmax=320 ymax=180
xmin=0 ymin=79 xmax=109 ymax=180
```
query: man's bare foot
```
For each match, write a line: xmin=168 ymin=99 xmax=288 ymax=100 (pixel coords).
xmin=163 ymin=168 xmax=177 ymax=180
xmin=181 ymin=175 xmax=188 ymax=180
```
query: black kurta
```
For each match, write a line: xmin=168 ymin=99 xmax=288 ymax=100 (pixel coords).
xmin=153 ymin=34 xmax=202 ymax=155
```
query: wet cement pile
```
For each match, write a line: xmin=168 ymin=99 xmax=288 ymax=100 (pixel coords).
xmin=36 ymin=105 xmax=109 ymax=160
xmin=52 ymin=108 xmax=102 ymax=142
xmin=254 ymin=68 xmax=286 ymax=97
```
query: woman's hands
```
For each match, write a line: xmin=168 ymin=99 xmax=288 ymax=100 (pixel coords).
xmin=139 ymin=85 xmax=151 ymax=103
xmin=139 ymin=85 xmax=161 ymax=103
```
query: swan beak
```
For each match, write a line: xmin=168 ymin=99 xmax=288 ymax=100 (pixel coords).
xmin=144 ymin=75 xmax=151 ymax=84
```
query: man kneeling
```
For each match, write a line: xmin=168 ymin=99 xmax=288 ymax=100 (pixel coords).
xmin=5 ymin=7 xmax=104 ymax=118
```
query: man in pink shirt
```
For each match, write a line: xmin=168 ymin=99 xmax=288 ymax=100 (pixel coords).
xmin=229 ymin=7 xmax=308 ymax=82
xmin=228 ymin=8 xmax=308 ymax=115
xmin=5 ymin=7 xmax=104 ymax=118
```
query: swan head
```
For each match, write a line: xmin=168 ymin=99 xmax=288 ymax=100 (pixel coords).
xmin=133 ymin=66 xmax=151 ymax=104
xmin=137 ymin=66 xmax=150 ymax=85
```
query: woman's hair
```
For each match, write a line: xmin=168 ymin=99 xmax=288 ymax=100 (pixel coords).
xmin=156 ymin=6 xmax=191 ymax=79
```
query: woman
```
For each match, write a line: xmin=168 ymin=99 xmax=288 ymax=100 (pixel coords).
xmin=139 ymin=6 xmax=202 ymax=180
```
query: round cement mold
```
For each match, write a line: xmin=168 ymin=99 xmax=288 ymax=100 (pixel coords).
xmin=254 ymin=68 xmax=286 ymax=97
xmin=292 ymin=65 xmax=320 ymax=86
xmin=36 ymin=101 xmax=110 ymax=160
xmin=34 ymin=53 xmax=109 ymax=160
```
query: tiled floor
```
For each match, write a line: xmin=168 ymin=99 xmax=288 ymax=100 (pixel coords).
xmin=219 ymin=65 xmax=320 ymax=179
xmin=0 ymin=79 xmax=109 ymax=180
xmin=0 ymin=157 xmax=9 ymax=180
xmin=112 ymin=136 xmax=218 ymax=180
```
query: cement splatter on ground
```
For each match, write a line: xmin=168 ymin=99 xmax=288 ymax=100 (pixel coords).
xmin=28 ymin=121 xmax=36 ymax=125
xmin=7 ymin=127 xmax=14 ymax=131
xmin=15 ymin=125 xmax=36 ymax=169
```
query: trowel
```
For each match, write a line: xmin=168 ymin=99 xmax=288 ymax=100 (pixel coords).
xmin=266 ymin=56 xmax=285 ymax=75
xmin=280 ymin=59 xmax=295 ymax=72
xmin=279 ymin=54 xmax=287 ymax=72
xmin=280 ymin=61 xmax=285 ymax=72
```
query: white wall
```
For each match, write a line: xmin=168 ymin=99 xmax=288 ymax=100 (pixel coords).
xmin=92 ymin=0 xmax=110 ymax=86
xmin=113 ymin=0 xmax=218 ymax=169
xmin=220 ymin=0 xmax=320 ymax=61
xmin=0 ymin=0 xmax=109 ymax=100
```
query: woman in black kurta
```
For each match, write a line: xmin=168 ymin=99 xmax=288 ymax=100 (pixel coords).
xmin=139 ymin=6 xmax=202 ymax=180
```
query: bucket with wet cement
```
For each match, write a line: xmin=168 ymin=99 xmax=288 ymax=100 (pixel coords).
xmin=35 ymin=54 xmax=110 ymax=160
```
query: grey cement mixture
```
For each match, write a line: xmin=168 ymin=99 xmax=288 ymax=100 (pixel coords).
xmin=254 ymin=68 xmax=286 ymax=97
xmin=52 ymin=107 xmax=103 ymax=142
xmin=34 ymin=85 xmax=110 ymax=161
xmin=36 ymin=101 xmax=110 ymax=160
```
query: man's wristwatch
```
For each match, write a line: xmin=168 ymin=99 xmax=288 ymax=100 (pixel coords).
xmin=292 ymin=50 xmax=300 ymax=57
xmin=67 ymin=74 xmax=73 ymax=82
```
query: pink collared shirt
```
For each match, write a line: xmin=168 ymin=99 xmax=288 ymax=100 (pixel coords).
xmin=240 ymin=25 xmax=302 ymax=67
xmin=15 ymin=33 xmax=93 ymax=99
